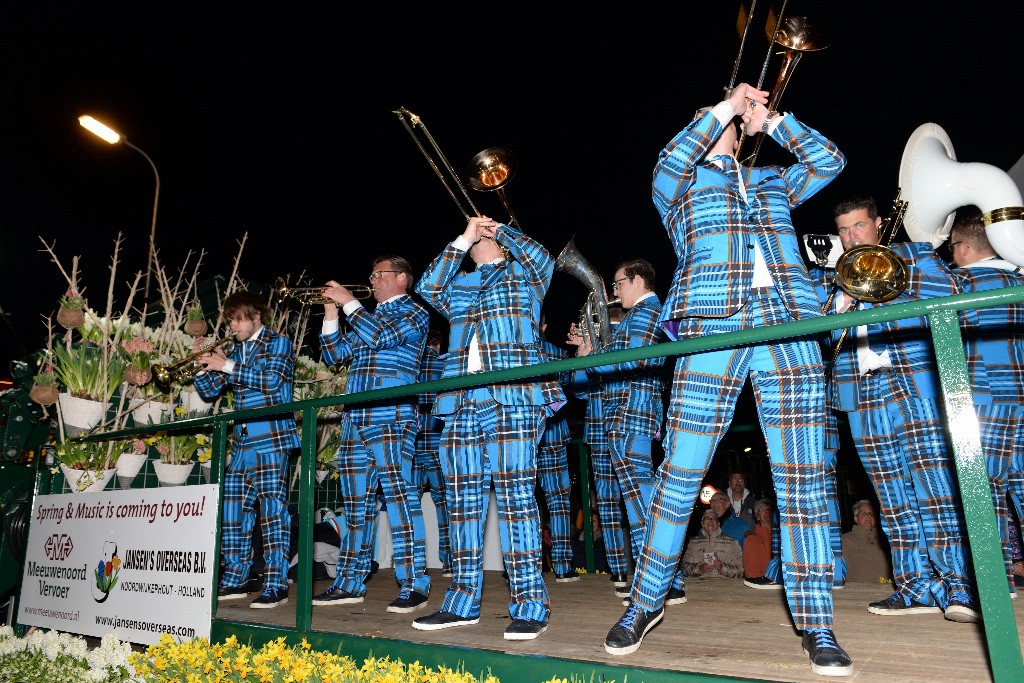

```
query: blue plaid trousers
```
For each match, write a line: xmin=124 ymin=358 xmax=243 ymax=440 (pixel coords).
xmin=220 ymin=445 xmax=291 ymax=591
xmin=412 ymin=446 xmax=452 ymax=571
xmin=330 ymin=419 xmax=429 ymax=597
xmin=632 ymin=288 xmax=835 ymax=631
xmin=537 ymin=440 xmax=573 ymax=574
xmin=846 ymin=379 xmax=972 ymax=607
xmin=589 ymin=440 xmax=628 ymax=574
xmin=437 ymin=389 xmax=549 ymax=622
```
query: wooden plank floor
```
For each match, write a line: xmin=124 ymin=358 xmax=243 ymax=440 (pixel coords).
xmin=215 ymin=570 xmax=1024 ymax=682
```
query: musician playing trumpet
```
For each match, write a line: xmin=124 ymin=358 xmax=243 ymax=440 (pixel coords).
xmin=311 ymin=258 xmax=432 ymax=614
xmin=193 ymin=289 xmax=301 ymax=610
xmin=604 ymin=83 xmax=853 ymax=677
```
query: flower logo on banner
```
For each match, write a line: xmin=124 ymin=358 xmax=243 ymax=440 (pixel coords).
xmin=91 ymin=541 xmax=120 ymax=603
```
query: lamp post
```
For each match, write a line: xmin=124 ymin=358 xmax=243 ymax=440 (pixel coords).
xmin=78 ymin=115 xmax=161 ymax=300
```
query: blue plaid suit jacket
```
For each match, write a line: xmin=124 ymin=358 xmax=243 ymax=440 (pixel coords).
xmin=539 ymin=339 xmax=570 ymax=444
xmin=818 ymin=243 xmax=959 ymax=411
xmin=653 ymin=111 xmax=845 ymax=326
xmin=416 ymin=345 xmax=446 ymax=450
xmin=586 ymin=296 xmax=665 ymax=436
xmin=415 ymin=223 xmax=565 ymax=414
xmin=319 ymin=294 xmax=429 ymax=425
xmin=956 ymin=263 xmax=1024 ymax=404
xmin=194 ymin=327 xmax=301 ymax=454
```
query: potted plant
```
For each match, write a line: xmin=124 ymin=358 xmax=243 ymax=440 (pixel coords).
xmin=29 ymin=365 xmax=59 ymax=407
xmin=183 ymin=301 xmax=208 ymax=337
xmin=120 ymin=335 xmax=155 ymax=386
xmin=49 ymin=438 xmax=118 ymax=493
xmin=316 ymin=426 xmax=340 ymax=484
xmin=56 ymin=289 xmax=87 ymax=330
xmin=115 ymin=437 xmax=150 ymax=489
xmin=151 ymin=430 xmax=209 ymax=486
xmin=51 ymin=343 xmax=124 ymax=432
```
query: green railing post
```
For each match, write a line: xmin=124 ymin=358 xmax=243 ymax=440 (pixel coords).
xmin=210 ymin=420 xmax=228 ymax=617
xmin=296 ymin=406 xmax=318 ymax=632
xmin=929 ymin=309 xmax=1024 ymax=683
xmin=575 ymin=439 xmax=595 ymax=572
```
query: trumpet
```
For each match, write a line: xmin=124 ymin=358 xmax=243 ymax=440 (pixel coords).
xmin=273 ymin=277 xmax=373 ymax=307
xmin=152 ymin=336 xmax=235 ymax=392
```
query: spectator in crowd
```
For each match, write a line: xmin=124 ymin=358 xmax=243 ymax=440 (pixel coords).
xmin=842 ymin=500 xmax=893 ymax=584
xmin=682 ymin=509 xmax=743 ymax=578
xmin=710 ymin=490 xmax=752 ymax=547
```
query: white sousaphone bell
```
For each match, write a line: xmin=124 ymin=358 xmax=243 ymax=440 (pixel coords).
xmin=899 ymin=122 xmax=1024 ymax=267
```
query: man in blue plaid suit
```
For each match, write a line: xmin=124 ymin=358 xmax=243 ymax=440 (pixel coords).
xmin=310 ymin=256 xmax=431 ymax=614
xmin=950 ymin=213 xmax=1024 ymax=594
xmin=194 ymin=290 xmax=300 ymax=609
xmin=413 ymin=215 xmax=564 ymax=641
xmin=570 ymin=259 xmax=675 ymax=602
xmin=604 ymin=83 xmax=853 ymax=677
xmin=822 ymin=195 xmax=978 ymax=624
xmin=537 ymin=328 xmax=577 ymax=582
xmin=412 ymin=326 xmax=452 ymax=576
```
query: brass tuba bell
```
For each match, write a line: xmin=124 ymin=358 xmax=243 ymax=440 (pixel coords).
xmin=833 ymin=245 xmax=908 ymax=304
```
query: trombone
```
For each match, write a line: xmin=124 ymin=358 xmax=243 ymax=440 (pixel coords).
xmin=152 ymin=336 xmax=235 ymax=392
xmin=726 ymin=1 xmax=830 ymax=166
xmin=393 ymin=107 xmax=519 ymax=228
xmin=273 ymin=278 xmax=373 ymax=307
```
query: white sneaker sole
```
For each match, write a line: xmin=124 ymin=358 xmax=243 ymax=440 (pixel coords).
xmin=504 ymin=624 xmax=548 ymax=641
xmin=944 ymin=606 xmax=980 ymax=623
xmin=250 ymin=598 xmax=288 ymax=609
xmin=867 ymin=605 xmax=941 ymax=616
xmin=555 ymin=575 xmax=580 ymax=583
xmin=411 ymin=617 xmax=479 ymax=631
xmin=311 ymin=596 xmax=364 ymax=606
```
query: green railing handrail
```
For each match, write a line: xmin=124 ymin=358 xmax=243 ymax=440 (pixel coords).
xmin=71 ymin=283 xmax=1024 ymax=683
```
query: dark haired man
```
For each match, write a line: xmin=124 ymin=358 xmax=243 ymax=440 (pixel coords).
xmin=312 ymin=255 xmax=431 ymax=614
xmin=606 ymin=83 xmax=852 ymax=676
xmin=822 ymin=195 xmax=977 ymax=623
xmin=195 ymin=289 xmax=300 ymax=609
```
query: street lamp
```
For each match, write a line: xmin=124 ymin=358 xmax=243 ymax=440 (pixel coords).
xmin=78 ymin=115 xmax=161 ymax=300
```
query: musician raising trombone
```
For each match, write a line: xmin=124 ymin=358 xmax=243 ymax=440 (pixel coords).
xmin=193 ymin=290 xmax=301 ymax=610
xmin=604 ymin=83 xmax=853 ymax=677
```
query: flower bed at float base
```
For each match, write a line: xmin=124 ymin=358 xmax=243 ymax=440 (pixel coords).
xmin=0 ymin=629 xmax=594 ymax=683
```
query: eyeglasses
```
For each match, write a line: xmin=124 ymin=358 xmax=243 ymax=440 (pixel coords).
xmin=368 ymin=270 xmax=401 ymax=282
xmin=948 ymin=241 xmax=963 ymax=250
xmin=611 ymin=276 xmax=630 ymax=290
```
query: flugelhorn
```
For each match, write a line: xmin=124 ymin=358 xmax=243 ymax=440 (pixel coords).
xmin=556 ymin=236 xmax=617 ymax=350
xmin=393 ymin=107 xmax=519 ymax=228
xmin=152 ymin=336 xmax=235 ymax=392
xmin=273 ymin=278 xmax=373 ymax=307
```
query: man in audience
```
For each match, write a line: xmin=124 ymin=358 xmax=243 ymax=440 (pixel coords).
xmin=842 ymin=500 xmax=893 ymax=584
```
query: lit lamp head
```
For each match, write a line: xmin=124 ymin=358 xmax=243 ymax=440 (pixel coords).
xmin=78 ymin=115 xmax=122 ymax=144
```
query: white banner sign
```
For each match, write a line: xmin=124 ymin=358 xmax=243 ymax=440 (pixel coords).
xmin=19 ymin=484 xmax=219 ymax=644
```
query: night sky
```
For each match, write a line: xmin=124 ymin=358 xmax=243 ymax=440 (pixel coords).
xmin=3 ymin=1 xmax=1023 ymax=375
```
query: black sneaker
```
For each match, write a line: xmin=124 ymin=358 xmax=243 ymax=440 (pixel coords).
xmin=610 ymin=573 xmax=628 ymax=588
xmin=250 ymin=587 xmax=288 ymax=609
xmin=504 ymin=618 xmax=548 ymax=640
xmin=312 ymin=587 xmax=365 ymax=606
xmin=867 ymin=592 xmax=941 ymax=615
xmin=665 ymin=587 xmax=687 ymax=605
xmin=412 ymin=610 xmax=479 ymax=631
xmin=554 ymin=570 xmax=580 ymax=583
xmin=217 ymin=584 xmax=249 ymax=601
xmin=944 ymin=591 xmax=981 ymax=623
xmin=387 ymin=589 xmax=429 ymax=613
xmin=802 ymin=629 xmax=853 ymax=677
xmin=743 ymin=576 xmax=783 ymax=590
xmin=604 ymin=603 xmax=664 ymax=655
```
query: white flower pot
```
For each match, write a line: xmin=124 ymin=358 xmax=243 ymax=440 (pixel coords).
xmin=61 ymin=464 xmax=115 ymax=493
xmin=131 ymin=399 xmax=171 ymax=427
xmin=152 ymin=461 xmax=196 ymax=487
xmin=58 ymin=393 xmax=107 ymax=433
xmin=316 ymin=469 xmax=330 ymax=484
xmin=115 ymin=452 xmax=149 ymax=489
xmin=179 ymin=389 xmax=214 ymax=415
xmin=201 ymin=461 xmax=212 ymax=484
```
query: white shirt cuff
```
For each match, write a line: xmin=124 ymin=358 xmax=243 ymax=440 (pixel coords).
xmin=452 ymin=235 xmax=472 ymax=251
xmin=321 ymin=318 xmax=339 ymax=334
xmin=342 ymin=300 xmax=363 ymax=316
xmin=222 ymin=359 xmax=235 ymax=374
xmin=712 ymin=101 xmax=735 ymax=124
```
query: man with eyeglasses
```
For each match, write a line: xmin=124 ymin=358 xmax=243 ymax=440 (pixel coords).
xmin=568 ymin=259 xmax=674 ymax=603
xmin=311 ymin=256 xmax=432 ymax=614
xmin=949 ymin=212 xmax=1024 ymax=596
xmin=820 ymin=195 xmax=977 ymax=624
xmin=413 ymin=215 xmax=564 ymax=641
xmin=604 ymin=83 xmax=852 ymax=676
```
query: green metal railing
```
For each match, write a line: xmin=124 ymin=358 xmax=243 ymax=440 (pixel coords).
xmin=71 ymin=284 xmax=1024 ymax=683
